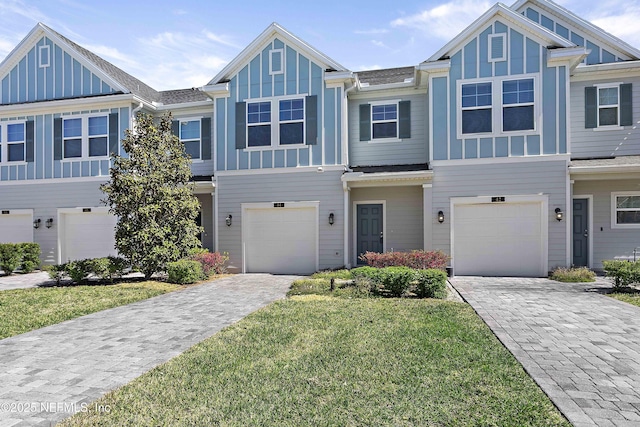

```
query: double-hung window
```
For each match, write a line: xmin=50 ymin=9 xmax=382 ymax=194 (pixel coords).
xmin=88 ymin=116 xmax=108 ymax=157
xmin=502 ymin=78 xmax=534 ymax=132
xmin=63 ymin=115 xmax=109 ymax=159
xmin=372 ymin=104 xmax=398 ymax=139
xmin=598 ymin=86 xmax=619 ymax=127
xmin=180 ymin=120 xmax=201 ymax=159
xmin=6 ymin=123 xmax=26 ymax=162
xmin=612 ymin=193 xmax=640 ymax=228
xmin=247 ymin=101 xmax=272 ymax=147
xmin=279 ymin=98 xmax=304 ymax=145
xmin=63 ymin=118 xmax=82 ymax=159
xmin=585 ymin=83 xmax=632 ymax=129
xmin=461 ymin=82 xmax=492 ymax=134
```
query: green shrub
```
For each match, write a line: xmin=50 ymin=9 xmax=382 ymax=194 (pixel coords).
xmin=414 ymin=269 xmax=448 ymax=299
xmin=44 ymin=264 xmax=68 ymax=285
xmin=0 ymin=243 xmax=23 ymax=275
xmin=603 ymin=260 xmax=640 ymax=289
xmin=550 ymin=266 xmax=596 ymax=283
xmin=311 ymin=270 xmax=351 ymax=280
xmin=107 ymin=256 xmax=129 ymax=279
xmin=65 ymin=259 xmax=94 ymax=284
xmin=167 ymin=260 xmax=204 ymax=285
xmin=88 ymin=256 xmax=129 ymax=283
xmin=288 ymin=278 xmax=331 ymax=296
xmin=19 ymin=243 xmax=41 ymax=273
xmin=377 ymin=266 xmax=415 ymax=297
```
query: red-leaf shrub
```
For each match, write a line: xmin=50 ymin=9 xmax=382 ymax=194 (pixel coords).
xmin=190 ymin=251 xmax=229 ymax=276
xmin=359 ymin=250 xmax=449 ymax=270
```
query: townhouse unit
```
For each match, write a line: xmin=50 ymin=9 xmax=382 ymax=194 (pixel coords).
xmin=1 ymin=0 xmax=639 ymax=277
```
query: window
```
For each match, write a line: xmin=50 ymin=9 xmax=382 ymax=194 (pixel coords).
xmin=62 ymin=115 xmax=109 ymax=159
xmin=269 ymin=49 xmax=284 ymax=75
xmin=39 ymin=45 xmax=50 ymax=68
xmin=6 ymin=123 xmax=25 ymax=162
xmin=488 ymin=34 xmax=506 ymax=62
xmin=372 ymin=104 xmax=397 ymax=139
xmin=279 ymin=99 xmax=304 ymax=145
xmin=63 ymin=118 xmax=82 ymax=158
xmin=502 ymin=79 xmax=534 ymax=132
xmin=461 ymin=82 xmax=492 ymax=134
xmin=585 ymin=83 xmax=632 ymax=129
xmin=180 ymin=120 xmax=201 ymax=159
xmin=598 ymin=87 xmax=619 ymax=126
xmin=247 ymin=101 xmax=272 ymax=147
xmin=613 ymin=193 xmax=640 ymax=228
xmin=88 ymin=116 xmax=108 ymax=157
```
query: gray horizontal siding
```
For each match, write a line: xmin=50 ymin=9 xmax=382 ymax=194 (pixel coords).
xmin=350 ymin=186 xmax=423 ymax=265
xmin=0 ymin=180 xmax=107 ymax=265
xmin=432 ymin=160 xmax=568 ymax=271
xmin=573 ymin=179 xmax=640 ymax=270
xmin=348 ymin=92 xmax=427 ymax=166
xmin=217 ymin=169 xmax=344 ymax=271
xmin=571 ymin=76 xmax=640 ymax=158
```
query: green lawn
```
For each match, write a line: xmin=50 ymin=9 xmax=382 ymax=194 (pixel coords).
xmin=609 ymin=290 xmax=640 ymax=308
xmin=0 ymin=281 xmax=180 ymax=339
xmin=61 ymin=297 xmax=569 ymax=427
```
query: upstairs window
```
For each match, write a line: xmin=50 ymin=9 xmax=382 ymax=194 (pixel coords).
xmin=612 ymin=193 xmax=640 ymax=228
xmin=7 ymin=123 xmax=25 ymax=162
xmin=63 ymin=118 xmax=82 ymax=158
xmin=279 ymin=99 xmax=304 ymax=145
xmin=359 ymin=100 xmax=411 ymax=142
xmin=372 ymin=104 xmax=398 ymax=139
xmin=502 ymin=78 xmax=534 ymax=132
xmin=247 ymin=101 xmax=271 ymax=147
xmin=180 ymin=120 xmax=201 ymax=159
xmin=585 ymin=83 xmax=632 ymax=129
xmin=461 ymin=82 xmax=492 ymax=134
xmin=598 ymin=87 xmax=619 ymax=126
xmin=62 ymin=115 xmax=110 ymax=159
xmin=88 ymin=116 xmax=108 ymax=157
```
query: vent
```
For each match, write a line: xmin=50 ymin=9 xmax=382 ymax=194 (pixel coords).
xmin=489 ymin=34 xmax=506 ymax=62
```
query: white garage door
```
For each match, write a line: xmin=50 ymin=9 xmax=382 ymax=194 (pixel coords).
xmin=61 ymin=211 xmax=117 ymax=262
xmin=0 ymin=211 xmax=33 ymax=243
xmin=244 ymin=205 xmax=317 ymax=274
xmin=453 ymin=202 xmax=545 ymax=277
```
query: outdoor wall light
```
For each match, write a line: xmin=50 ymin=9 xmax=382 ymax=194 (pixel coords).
xmin=225 ymin=214 xmax=232 ymax=227
xmin=555 ymin=208 xmax=564 ymax=222
xmin=328 ymin=212 xmax=335 ymax=225
xmin=437 ymin=210 xmax=445 ymax=223
xmin=33 ymin=218 xmax=41 ymax=229
xmin=46 ymin=218 xmax=54 ymax=229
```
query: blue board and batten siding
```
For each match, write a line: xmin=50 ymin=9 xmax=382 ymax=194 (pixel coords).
xmin=215 ymin=38 xmax=342 ymax=171
xmin=432 ymin=20 xmax=567 ymax=161
xmin=0 ymin=107 xmax=129 ymax=181
xmin=0 ymin=37 xmax=117 ymax=104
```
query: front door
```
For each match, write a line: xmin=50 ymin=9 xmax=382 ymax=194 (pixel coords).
xmin=357 ymin=204 xmax=383 ymax=264
xmin=573 ymin=198 xmax=589 ymax=267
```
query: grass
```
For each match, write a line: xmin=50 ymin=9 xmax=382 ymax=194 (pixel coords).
xmin=550 ymin=266 xmax=596 ymax=283
xmin=608 ymin=288 xmax=640 ymax=308
xmin=61 ymin=297 xmax=569 ymax=427
xmin=0 ymin=281 xmax=181 ymax=340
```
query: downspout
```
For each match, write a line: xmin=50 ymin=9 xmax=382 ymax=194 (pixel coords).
xmin=342 ymin=81 xmax=357 ymax=269
xmin=130 ymin=102 xmax=144 ymax=132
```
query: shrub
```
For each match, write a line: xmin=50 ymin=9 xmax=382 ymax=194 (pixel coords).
xmin=0 ymin=243 xmax=23 ymax=275
xmin=44 ymin=264 xmax=68 ymax=285
xmin=167 ymin=260 xmax=204 ymax=284
xmin=550 ymin=267 xmax=596 ymax=283
xmin=89 ymin=257 xmax=129 ymax=283
xmin=603 ymin=260 xmax=640 ymax=289
xmin=311 ymin=269 xmax=351 ymax=280
xmin=377 ymin=266 xmax=415 ymax=297
xmin=107 ymin=256 xmax=129 ymax=279
xmin=65 ymin=259 xmax=94 ymax=284
xmin=414 ymin=269 xmax=447 ymax=299
xmin=19 ymin=243 xmax=41 ymax=273
xmin=190 ymin=251 xmax=229 ymax=277
xmin=359 ymin=250 xmax=449 ymax=270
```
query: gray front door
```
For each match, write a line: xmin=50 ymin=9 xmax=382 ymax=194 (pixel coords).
xmin=573 ymin=198 xmax=589 ymax=267
xmin=357 ymin=204 xmax=383 ymax=264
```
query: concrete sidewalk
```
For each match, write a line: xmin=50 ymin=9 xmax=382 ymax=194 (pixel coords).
xmin=452 ymin=277 xmax=640 ymax=427
xmin=0 ymin=274 xmax=296 ymax=426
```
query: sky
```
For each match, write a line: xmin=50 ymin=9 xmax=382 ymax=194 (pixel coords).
xmin=0 ymin=0 xmax=639 ymax=91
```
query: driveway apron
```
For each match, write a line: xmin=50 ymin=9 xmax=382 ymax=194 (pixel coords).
xmin=0 ymin=274 xmax=296 ymax=427
xmin=451 ymin=277 xmax=640 ymax=427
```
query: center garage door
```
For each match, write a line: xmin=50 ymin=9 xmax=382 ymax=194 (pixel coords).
xmin=242 ymin=202 xmax=318 ymax=275
xmin=60 ymin=208 xmax=117 ymax=262
xmin=452 ymin=199 xmax=547 ymax=277
xmin=0 ymin=210 xmax=33 ymax=243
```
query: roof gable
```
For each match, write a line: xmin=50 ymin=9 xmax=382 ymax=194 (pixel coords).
xmin=208 ymin=22 xmax=348 ymax=85
xmin=425 ymin=2 xmax=573 ymax=63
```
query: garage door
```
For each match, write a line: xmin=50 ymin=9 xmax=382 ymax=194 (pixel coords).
xmin=61 ymin=210 xmax=117 ymax=262
xmin=453 ymin=202 xmax=545 ymax=277
xmin=0 ymin=211 xmax=33 ymax=243
xmin=244 ymin=205 xmax=317 ymax=274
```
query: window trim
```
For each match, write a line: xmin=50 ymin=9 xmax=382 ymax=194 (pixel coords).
xmin=368 ymin=99 xmax=401 ymax=143
xmin=488 ymin=34 xmax=506 ymax=63
xmin=178 ymin=117 xmax=203 ymax=161
xmin=594 ymin=82 xmax=623 ymax=131
xmin=456 ymin=75 xmax=539 ymax=139
xmin=269 ymin=49 xmax=284 ymax=76
xmin=0 ymin=121 xmax=27 ymax=165
xmin=39 ymin=45 xmax=50 ymax=68
xmin=61 ymin=113 xmax=111 ymax=161
xmin=244 ymin=94 xmax=308 ymax=151
xmin=611 ymin=192 xmax=640 ymax=229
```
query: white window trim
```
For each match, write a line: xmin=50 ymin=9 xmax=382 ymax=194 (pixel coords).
xmin=0 ymin=121 xmax=27 ymax=165
xmin=269 ymin=49 xmax=284 ymax=76
xmin=244 ymin=94 xmax=308 ymax=151
xmin=39 ymin=45 xmax=50 ymax=68
xmin=488 ymin=34 xmax=506 ymax=63
xmin=369 ymin=99 xmax=401 ymax=143
xmin=456 ymin=75 xmax=540 ymax=140
xmin=611 ymin=191 xmax=640 ymax=229
xmin=178 ymin=117 xmax=202 ymax=161
xmin=594 ymin=82 xmax=623 ymax=131
xmin=61 ymin=113 xmax=110 ymax=162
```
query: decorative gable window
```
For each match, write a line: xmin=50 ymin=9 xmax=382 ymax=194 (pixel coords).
xmin=461 ymin=82 xmax=492 ymax=134
xmin=55 ymin=113 xmax=118 ymax=161
xmin=180 ymin=120 xmax=201 ymax=159
xmin=488 ymin=34 xmax=506 ymax=62
xmin=269 ymin=49 xmax=284 ymax=75
xmin=359 ymin=100 xmax=411 ymax=142
xmin=585 ymin=83 xmax=632 ymax=129
xmin=502 ymin=78 xmax=534 ymax=132
xmin=38 ymin=45 xmax=50 ymax=68
xmin=612 ymin=192 xmax=640 ymax=228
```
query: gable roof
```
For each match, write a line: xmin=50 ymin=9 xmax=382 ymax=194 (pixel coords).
xmin=0 ymin=23 xmax=160 ymax=103
xmin=425 ymin=2 xmax=574 ymax=62
xmin=511 ymin=0 xmax=640 ymax=60
xmin=208 ymin=22 xmax=348 ymax=85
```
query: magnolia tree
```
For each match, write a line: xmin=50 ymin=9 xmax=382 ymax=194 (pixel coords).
xmin=101 ymin=112 xmax=202 ymax=279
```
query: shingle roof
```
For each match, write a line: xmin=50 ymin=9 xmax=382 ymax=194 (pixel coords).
xmin=570 ymin=156 xmax=640 ymax=167
xmin=356 ymin=66 xmax=415 ymax=86
xmin=159 ymin=88 xmax=210 ymax=105
xmin=349 ymin=163 xmax=429 ymax=173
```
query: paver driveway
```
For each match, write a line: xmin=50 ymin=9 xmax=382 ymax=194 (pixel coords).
xmin=451 ymin=277 xmax=640 ymax=427
xmin=0 ymin=274 xmax=296 ymax=427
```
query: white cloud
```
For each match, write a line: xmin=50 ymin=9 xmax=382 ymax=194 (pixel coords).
xmin=391 ymin=0 xmax=492 ymax=40
xmin=202 ymin=30 xmax=241 ymax=49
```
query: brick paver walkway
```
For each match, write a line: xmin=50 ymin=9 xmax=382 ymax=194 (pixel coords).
xmin=0 ymin=274 xmax=295 ymax=426
xmin=452 ymin=277 xmax=640 ymax=427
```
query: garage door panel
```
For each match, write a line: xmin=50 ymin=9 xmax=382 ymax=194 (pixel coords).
xmin=0 ymin=214 xmax=33 ymax=243
xmin=62 ymin=213 xmax=117 ymax=262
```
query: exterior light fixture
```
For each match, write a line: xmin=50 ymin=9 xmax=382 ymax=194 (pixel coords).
xmin=33 ymin=218 xmax=41 ymax=229
xmin=437 ymin=210 xmax=445 ymax=223
xmin=46 ymin=218 xmax=54 ymax=229
xmin=328 ymin=212 xmax=335 ymax=225
xmin=225 ymin=214 xmax=232 ymax=227
xmin=555 ymin=208 xmax=563 ymax=222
